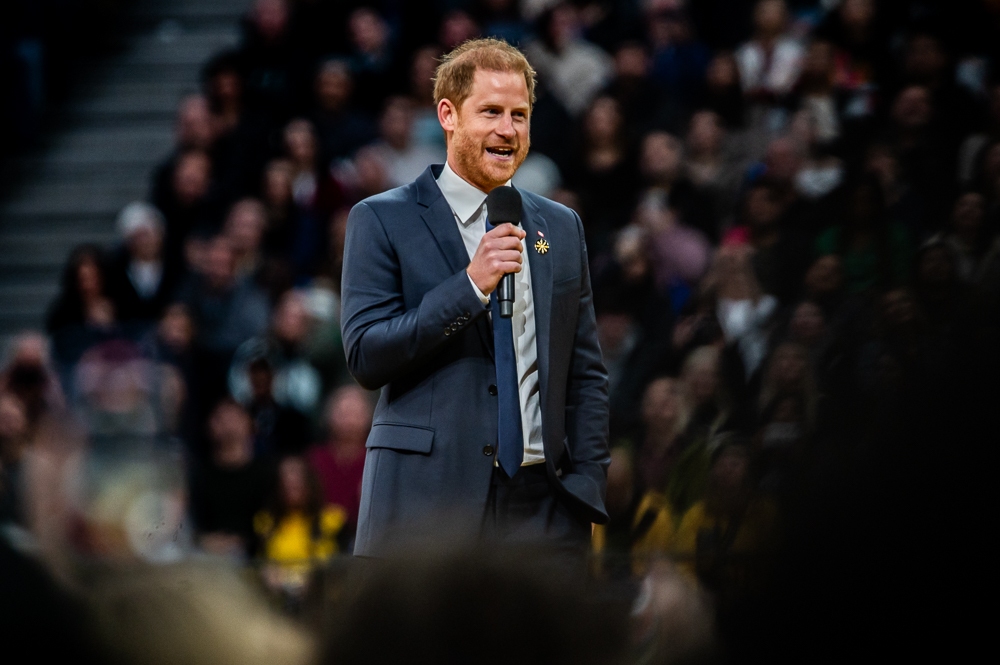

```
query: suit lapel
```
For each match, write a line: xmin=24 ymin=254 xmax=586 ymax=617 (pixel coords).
xmin=520 ymin=192 xmax=552 ymax=426
xmin=416 ymin=167 xmax=472 ymax=275
xmin=416 ymin=166 xmax=495 ymax=358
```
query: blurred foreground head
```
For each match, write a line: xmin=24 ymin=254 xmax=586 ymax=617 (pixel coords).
xmin=89 ymin=563 xmax=312 ymax=665
xmin=321 ymin=547 xmax=629 ymax=665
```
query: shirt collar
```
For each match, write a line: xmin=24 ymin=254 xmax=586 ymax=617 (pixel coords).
xmin=436 ymin=161 xmax=488 ymax=227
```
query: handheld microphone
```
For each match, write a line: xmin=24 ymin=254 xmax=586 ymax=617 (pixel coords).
xmin=485 ymin=186 xmax=522 ymax=319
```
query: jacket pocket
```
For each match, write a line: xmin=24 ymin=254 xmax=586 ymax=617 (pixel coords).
xmin=365 ymin=423 xmax=434 ymax=454
xmin=552 ymin=274 xmax=580 ymax=295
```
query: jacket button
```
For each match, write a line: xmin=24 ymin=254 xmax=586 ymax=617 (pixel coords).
xmin=483 ymin=445 xmax=495 ymax=456
xmin=444 ymin=328 xmax=451 ymax=336
xmin=488 ymin=384 xmax=497 ymax=396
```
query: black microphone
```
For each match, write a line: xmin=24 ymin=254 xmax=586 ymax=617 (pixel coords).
xmin=486 ymin=186 xmax=522 ymax=319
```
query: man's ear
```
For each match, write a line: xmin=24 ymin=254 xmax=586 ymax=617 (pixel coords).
xmin=438 ymin=98 xmax=458 ymax=134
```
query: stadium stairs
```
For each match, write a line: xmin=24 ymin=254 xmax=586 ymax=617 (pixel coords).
xmin=0 ymin=0 xmax=251 ymax=347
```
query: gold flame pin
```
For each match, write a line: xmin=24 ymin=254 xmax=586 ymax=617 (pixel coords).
xmin=534 ymin=230 xmax=549 ymax=254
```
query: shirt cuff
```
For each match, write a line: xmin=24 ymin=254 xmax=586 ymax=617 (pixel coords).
xmin=467 ymin=273 xmax=490 ymax=306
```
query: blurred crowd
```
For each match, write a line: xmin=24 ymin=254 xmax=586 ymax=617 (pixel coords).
xmin=2 ymin=0 xmax=999 ymax=660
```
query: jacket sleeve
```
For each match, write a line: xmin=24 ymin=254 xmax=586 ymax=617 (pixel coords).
xmin=560 ymin=210 xmax=612 ymax=523
xmin=340 ymin=201 xmax=488 ymax=390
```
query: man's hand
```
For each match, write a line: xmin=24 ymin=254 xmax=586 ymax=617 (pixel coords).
xmin=467 ymin=222 xmax=526 ymax=295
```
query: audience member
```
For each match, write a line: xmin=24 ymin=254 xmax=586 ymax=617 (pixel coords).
xmin=189 ymin=398 xmax=272 ymax=558
xmin=308 ymin=385 xmax=372 ymax=536
xmin=105 ymin=202 xmax=180 ymax=325
xmin=254 ymin=455 xmax=345 ymax=604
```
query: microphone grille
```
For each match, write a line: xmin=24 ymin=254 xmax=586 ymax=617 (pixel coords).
xmin=486 ymin=186 xmax=522 ymax=227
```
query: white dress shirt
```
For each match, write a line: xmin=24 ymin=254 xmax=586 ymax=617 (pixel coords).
xmin=436 ymin=162 xmax=545 ymax=465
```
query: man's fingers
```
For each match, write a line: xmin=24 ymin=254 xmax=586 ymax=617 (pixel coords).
xmin=486 ymin=223 xmax=526 ymax=239
xmin=498 ymin=261 xmax=522 ymax=273
xmin=489 ymin=237 xmax=523 ymax=252
xmin=494 ymin=250 xmax=522 ymax=264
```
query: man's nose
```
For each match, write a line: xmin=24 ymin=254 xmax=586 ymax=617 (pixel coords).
xmin=495 ymin=112 xmax=515 ymax=138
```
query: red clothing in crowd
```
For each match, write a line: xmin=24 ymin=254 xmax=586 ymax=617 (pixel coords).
xmin=308 ymin=443 xmax=366 ymax=528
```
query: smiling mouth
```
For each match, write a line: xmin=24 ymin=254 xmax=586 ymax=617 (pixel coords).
xmin=485 ymin=146 xmax=516 ymax=158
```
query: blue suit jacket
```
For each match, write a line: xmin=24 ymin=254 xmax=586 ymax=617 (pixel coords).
xmin=341 ymin=165 xmax=610 ymax=556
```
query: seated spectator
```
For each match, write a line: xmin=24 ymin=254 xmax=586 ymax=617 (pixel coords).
xmin=46 ymin=245 xmax=119 ymax=374
xmin=705 ymin=245 xmax=779 ymax=383
xmin=788 ymin=109 xmax=844 ymax=201
xmin=699 ymin=52 xmax=746 ymax=130
xmin=149 ymin=95 xmax=216 ymax=219
xmin=882 ymin=84 xmax=954 ymax=229
xmin=635 ymin=193 xmax=712 ymax=301
xmin=524 ymin=3 xmax=614 ymax=117
xmin=438 ymin=9 xmax=481 ymax=52
xmin=477 ymin=0 xmax=529 ymax=48
xmin=645 ymin=7 xmax=712 ymax=117
xmin=635 ymin=377 xmax=693 ymax=498
xmin=788 ymin=39 xmax=844 ymax=147
xmin=912 ymin=239 xmax=975 ymax=343
xmin=639 ymin=130 xmax=716 ymax=245
xmin=627 ymin=375 xmax=713 ymax=571
xmin=334 ymin=145 xmax=393 ymax=205
xmin=155 ymin=149 xmax=219 ymax=271
xmin=73 ymin=338 xmax=186 ymax=445
xmin=723 ymin=178 xmax=810 ymax=301
xmin=680 ymin=346 xmax=734 ymax=444
xmin=311 ymin=59 xmax=378 ymax=164
xmin=369 ymin=96 xmax=444 ymax=188
xmin=684 ymin=110 xmax=746 ymax=233
xmin=565 ymin=96 xmax=639 ymax=248
xmin=190 ymin=398 xmax=273 ymax=558
xmin=595 ymin=225 xmax=674 ymax=339
xmin=284 ymin=118 xmax=342 ymax=216
xmin=813 ymin=0 xmax=889 ymax=118
xmin=223 ymin=198 xmax=268 ymax=280
xmin=601 ymin=41 xmax=662 ymax=135
xmin=735 ymin=0 xmax=804 ymax=103
xmin=815 ymin=175 xmax=911 ymax=294
xmin=238 ymin=0 xmax=308 ymax=119
xmin=255 ymin=455 xmax=345 ymax=603
xmin=202 ymin=51 xmax=272 ymax=203
xmin=308 ymin=385 xmax=372 ymax=535
xmin=408 ymin=46 xmax=446 ymax=150
xmin=346 ymin=7 xmax=397 ymax=115
xmin=46 ymin=244 xmax=115 ymax=336
xmin=0 ymin=333 xmax=65 ymax=430
xmin=229 ymin=289 xmax=322 ymax=421
xmin=589 ymin=446 xmax=639 ymax=579
xmin=105 ymin=202 xmax=180 ymax=326
xmin=177 ymin=236 xmax=270 ymax=410
xmin=672 ymin=439 xmax=778 ymax=610
xmin=934 ymin=190 xmax=991 ymax=285
xmin=757 ymin=341 xmax=818 ymax=432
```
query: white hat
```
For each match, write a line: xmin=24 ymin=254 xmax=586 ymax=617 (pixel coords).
xmin=117 ymin=201 xmax=165 ymax=239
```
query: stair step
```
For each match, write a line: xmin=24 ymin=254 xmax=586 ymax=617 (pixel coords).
xmin=0 ymin=284 xmax=60 ymax=317
xmin=13 ymin=161 xmax=160 ymax=187
xmin=0 ymin=212 xmax=116 ymax=234
xmin=34 ymin=128 xmax=174 ymax=166
xmin=0 ymin=231 xmax=119 ymax=260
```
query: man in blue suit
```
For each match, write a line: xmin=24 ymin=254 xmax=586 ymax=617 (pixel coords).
xmin=341 ymin=38 xmax=609 ymax=557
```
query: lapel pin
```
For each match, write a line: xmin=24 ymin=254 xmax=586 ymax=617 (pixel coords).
xmin=534 ymin=238 xmax=550 ymax=254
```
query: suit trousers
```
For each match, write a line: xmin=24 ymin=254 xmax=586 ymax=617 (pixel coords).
xmin=481 ymin=464 xmax=591 ymax=558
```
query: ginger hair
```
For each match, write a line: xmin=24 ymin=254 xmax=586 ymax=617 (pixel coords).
xmin=433 ymin=38 xmax=537 ymax=111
